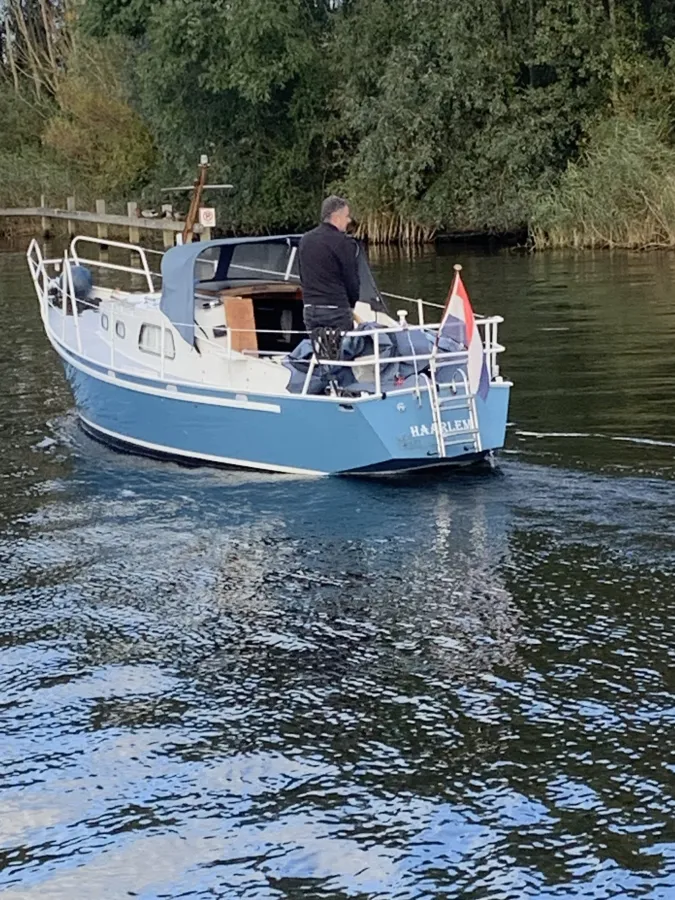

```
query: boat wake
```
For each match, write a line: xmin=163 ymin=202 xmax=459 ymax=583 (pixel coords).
xmin=515 ymin=429 xmax=675 ymax=448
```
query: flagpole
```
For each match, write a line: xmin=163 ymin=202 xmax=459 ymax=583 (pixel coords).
xmin=433 ymin=262 xmax=462 ymax=353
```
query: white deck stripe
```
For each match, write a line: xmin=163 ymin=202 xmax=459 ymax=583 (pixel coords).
xmin=53 ymin=337 xmax=281 ymax=413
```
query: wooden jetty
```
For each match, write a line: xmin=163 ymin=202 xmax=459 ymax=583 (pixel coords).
xmin=0 ymin=197 xmax=209 ymax=247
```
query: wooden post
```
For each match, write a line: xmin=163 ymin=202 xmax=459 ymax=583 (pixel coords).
xmin=96 ymin=199 xmax=108 ymax=239
xmin=66 ymin=196 xmax=76 ymax=237
xmin=182 ymin=157 xmax=209 ymax=244
xmin=40 ymin=194 xmax=50 ymax=238
xmin=127 ymin=201 xmax=140 ymax=244
xmin=160 ymin=203 xmax=173 ymax=248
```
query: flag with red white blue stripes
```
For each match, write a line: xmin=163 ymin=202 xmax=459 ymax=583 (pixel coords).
xmin=436 ymin=269 xmax=490 ymax=400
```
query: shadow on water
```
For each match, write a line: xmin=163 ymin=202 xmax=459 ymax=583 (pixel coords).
xmin=1 ymin=244 xmax=675 ymax=898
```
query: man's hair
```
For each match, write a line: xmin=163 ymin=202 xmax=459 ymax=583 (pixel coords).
xmin=321 ymin=195 xmax=349 ymax=222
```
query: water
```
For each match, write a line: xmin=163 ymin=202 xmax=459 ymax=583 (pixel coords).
xmin=1 ymin=243 xmax=674 ymax=899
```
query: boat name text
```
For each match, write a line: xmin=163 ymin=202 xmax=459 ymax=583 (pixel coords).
xmin=410 ymin=419 xmax=471 ymax=438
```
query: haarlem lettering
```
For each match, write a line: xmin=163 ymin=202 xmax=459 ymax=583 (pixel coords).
xmin=409 ymin=419 xmax=471 ymax=438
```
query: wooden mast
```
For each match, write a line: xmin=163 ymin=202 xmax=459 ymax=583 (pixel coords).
xmin=181 ymin=155 xmax=210 ymax=244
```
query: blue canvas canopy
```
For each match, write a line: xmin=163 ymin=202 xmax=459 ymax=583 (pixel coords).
xmin=159 ymin=233 xmax=388 ymax=345
xmin=159 ymin=236 xmax=299 ymax=345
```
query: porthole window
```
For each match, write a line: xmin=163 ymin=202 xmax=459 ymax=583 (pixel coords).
xmin=139 ymin=323 xmax=176 ymax=360
xmin=115 ymin=321 xmax=126 ymax=339
xmin=101 ymin=313 xmax=109 ymax=331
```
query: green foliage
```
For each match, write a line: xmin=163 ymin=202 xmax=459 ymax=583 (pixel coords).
xmin=0 ymin=145 xmax=86 ymax=208
xmin=0 ymin=89 xmax=52 ymax=154
xmin=105 ymin=0 xmax=335 ymax=231
xmin=7 ymin=0 xmax=675 ymax=243
xmin=79 ymin=0 xmax=162 ymax=40
xmin=0 ymin=85 xmax=83 ymax=208
xmin=0 ymin=32 xmax=155 ymax=206
xmin=43 ymin=40 xmax=156 ymax=196
xmin=331 ymin=0 xmax=633 ymax=235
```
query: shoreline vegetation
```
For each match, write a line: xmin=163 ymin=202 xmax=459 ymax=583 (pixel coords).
xmin=4 ymin=2 xmax=675 ymax=250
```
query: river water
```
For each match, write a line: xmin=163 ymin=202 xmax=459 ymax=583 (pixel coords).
xmin=1 ymin=242 xmax=674 ymax=899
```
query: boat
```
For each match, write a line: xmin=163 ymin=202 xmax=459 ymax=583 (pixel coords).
xmin=26 ymin=232 xmax=511 ymax=477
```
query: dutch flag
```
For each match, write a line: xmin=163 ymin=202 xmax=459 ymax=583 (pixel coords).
xmin=436 ymin=266 xmax=490 ymax=400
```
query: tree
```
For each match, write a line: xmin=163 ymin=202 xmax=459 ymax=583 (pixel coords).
xmin=81 ymin=0 xmax=336 ymax=230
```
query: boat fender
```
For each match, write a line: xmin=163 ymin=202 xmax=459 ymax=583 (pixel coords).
xmin=69 ymin=265 xmax=93 ymax=300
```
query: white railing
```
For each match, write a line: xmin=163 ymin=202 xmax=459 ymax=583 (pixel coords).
xmin=296 ymin=319 xmax=490 ymax=397
xmin=379 ymin=290 xmax=505 ymax=376
xmin=63 ymin=250 xmax=82 ymax=353
xmin=70 ymin=236 xmax=159 ymax=292
xmin=27 ymin=240 xmax=84 ymax=351
xmin=27 ymin=239 xmax=50 ymax=325
xmin=61 ymin=236 xmax=298 ymax=291
xmin=28 ymin=243 xmax=505 ymax=403
xmin=381 ymin=290 xmax=431 ymax=326
xmin=49 ymin=238 xmax=505 ymax=377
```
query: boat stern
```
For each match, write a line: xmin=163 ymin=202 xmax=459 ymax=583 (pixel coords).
xmin=339 ymin=379 xmax=511 ymax=475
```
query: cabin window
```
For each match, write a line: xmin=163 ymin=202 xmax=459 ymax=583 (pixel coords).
xmin=115 ymin=321 xmax=126 ymax=339
xmin=228 ymin=241 xmax=298 ymax=282
xmin=194 ymin=248 xmax=219 ymax=282
xmin=101 ymin=313 xmax=109 ymax=331
xmin=139 ymin=323 xmax=176 ymax=360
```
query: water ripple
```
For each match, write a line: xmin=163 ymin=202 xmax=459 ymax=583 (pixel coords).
xmin=2 ymin=246 xmax=675 ymax=898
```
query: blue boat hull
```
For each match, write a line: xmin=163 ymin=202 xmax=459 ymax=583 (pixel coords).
xmin=60 ymin=345 xmax=510 ymax=476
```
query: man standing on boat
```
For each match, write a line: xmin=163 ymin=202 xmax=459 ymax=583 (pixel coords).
xmin=298 ymin=196 xmax=360 ymax=338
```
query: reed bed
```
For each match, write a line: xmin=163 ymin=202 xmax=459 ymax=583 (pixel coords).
xmin=531 ymin=118 xmax=675 ymax=250
xmin=354 ymin=211 xmax=436 ymax=245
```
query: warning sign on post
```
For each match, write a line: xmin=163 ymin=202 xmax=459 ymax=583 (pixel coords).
xmin=199 ymin=207 xmax=216 ymax=228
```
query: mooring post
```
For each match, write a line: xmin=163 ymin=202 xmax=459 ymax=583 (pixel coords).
xmin=66 ymin=196 xmax=76 ymax=237
xmin=161 ymin=204 xmax=174 ymax=246
xmin=127 ymin=201 xmax=140 ymax=244
xmin=40 ymin=194 xmax=50 ymax=238
xmin=95 ymin=199 xmax=108 ymax=240
xmin=162 ymin=207 xmax=174 ymax=248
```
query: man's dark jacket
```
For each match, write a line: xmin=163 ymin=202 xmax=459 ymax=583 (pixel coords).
xmin=298 ymin=223 xmax=360 ymax=314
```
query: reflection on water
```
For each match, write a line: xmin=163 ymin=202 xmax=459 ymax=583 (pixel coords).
xmin=1 ymin=244 xmax=674 ymax=898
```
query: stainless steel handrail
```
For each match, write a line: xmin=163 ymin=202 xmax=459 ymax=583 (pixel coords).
xmin=31 ymin=243 xmax=506 ymax=403
xmin=70 ymin=236 xmax=157 ymax=292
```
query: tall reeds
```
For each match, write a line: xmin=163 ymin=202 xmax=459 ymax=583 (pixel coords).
xmin=354 ymin=211 xmax=436 ymax=245
xmin=531 ymin=118 xmax=675 ymax=249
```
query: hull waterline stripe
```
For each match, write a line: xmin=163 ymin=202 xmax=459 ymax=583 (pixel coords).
xmin=79 ymin=415 xmax=326 ymax=476
xmin=79 ymin=416 xmax=486 ymax=478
